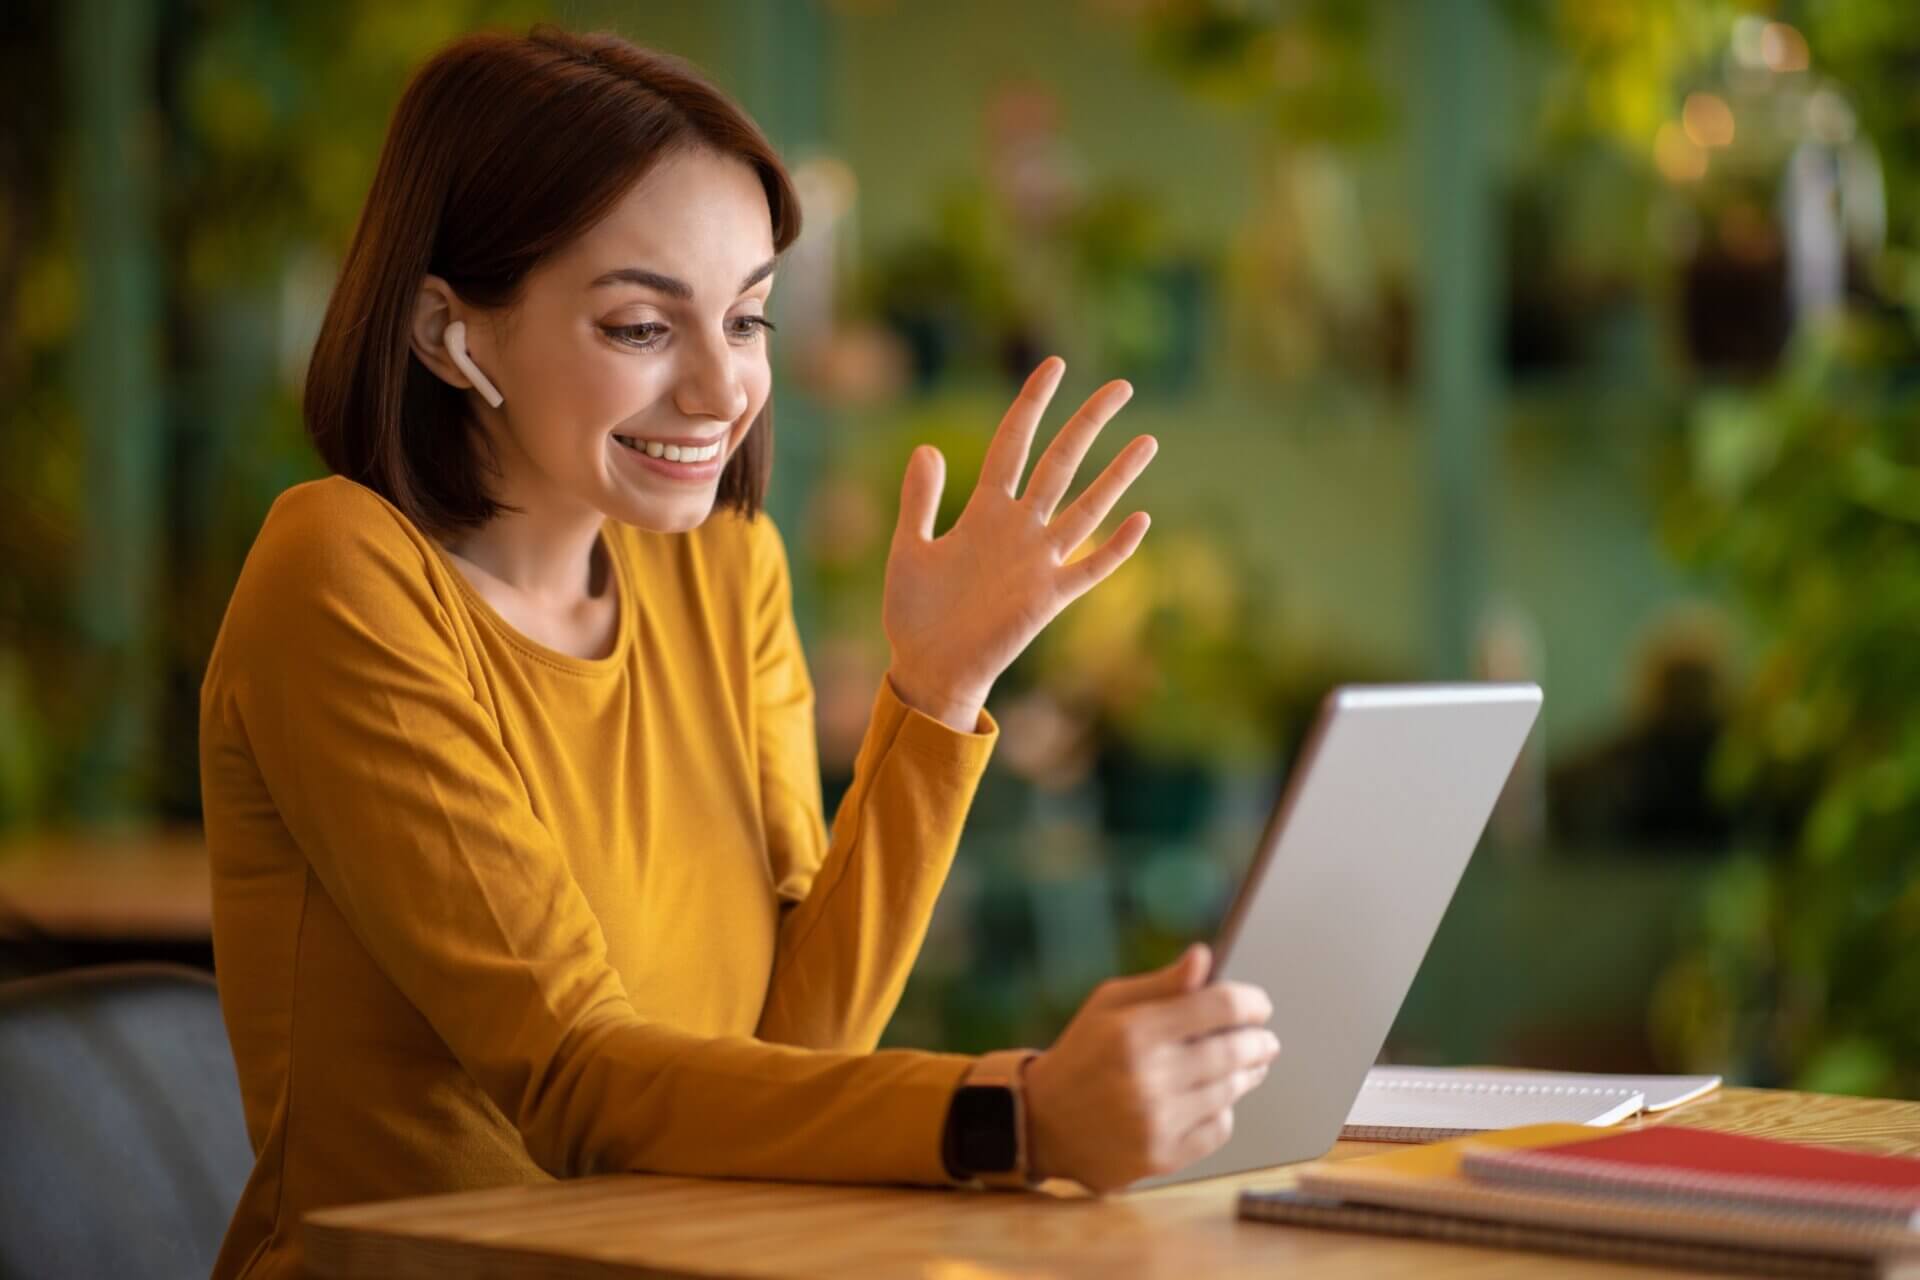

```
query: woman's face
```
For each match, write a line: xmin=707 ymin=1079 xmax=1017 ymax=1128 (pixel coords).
xmin=473 ymin=146 xmax=777 ymax=534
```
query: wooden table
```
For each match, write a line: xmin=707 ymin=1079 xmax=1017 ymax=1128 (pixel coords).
xmin=0 ymin=827 xmax=212 ymax=977
xmin=305 ymin=1087 xmax=1920 ymax=1278
xmin=0 ymin=826 xmax=210 ymax=940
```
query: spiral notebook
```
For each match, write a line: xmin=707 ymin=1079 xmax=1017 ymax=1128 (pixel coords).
xmin=1341 ymin=1067 xmax=1722 ymax=1143
xmin=1251 ymin=1123 xmax=1920 ymax=1276
xmin=1462 ymin=1128 xmax=1920 ymax=1227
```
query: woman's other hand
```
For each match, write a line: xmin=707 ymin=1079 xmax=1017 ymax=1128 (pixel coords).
xmin=1019 ymin=943 xmax=1280 ymax=1192
xmin=882 ymin=356 xmax=1156 ymax=731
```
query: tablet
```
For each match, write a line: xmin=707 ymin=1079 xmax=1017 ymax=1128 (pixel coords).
xmin=1133 ymin=682 xmax=1542 ymax=1189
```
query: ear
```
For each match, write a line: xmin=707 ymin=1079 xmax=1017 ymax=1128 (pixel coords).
xmin=409 ymin=275 xmax=496 ymax=401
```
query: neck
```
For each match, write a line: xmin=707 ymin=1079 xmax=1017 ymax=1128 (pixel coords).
xmin=440 ymin=467 xmax=609 ymax=605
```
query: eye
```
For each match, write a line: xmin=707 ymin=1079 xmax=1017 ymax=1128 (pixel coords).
xmin=602 ymin=316 xmax=777 ymax=350
xmin=604 ymin=322 xmax=667 ymax=350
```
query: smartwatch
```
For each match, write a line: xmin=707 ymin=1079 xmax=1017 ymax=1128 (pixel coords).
xmin=942 ymin=1048 xmax=1041 ymax=1189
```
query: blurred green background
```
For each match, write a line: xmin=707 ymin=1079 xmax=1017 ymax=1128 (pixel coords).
xmin=4 ymin=0 xmax=1919 ymax=1097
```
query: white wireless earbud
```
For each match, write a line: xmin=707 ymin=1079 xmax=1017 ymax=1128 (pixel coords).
xmin=443 ymin=320 xmax=504 ymax=408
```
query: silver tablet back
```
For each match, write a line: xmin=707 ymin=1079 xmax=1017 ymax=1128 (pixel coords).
xmin=1134 ymin=683 xmax=1542 ymax=1189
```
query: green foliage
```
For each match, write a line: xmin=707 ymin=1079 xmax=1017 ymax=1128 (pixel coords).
xmin=0 ymin=0 xmax=546 ymax=831
xmin=1645 ymin=0 xmax=1920 ymax=1100
xmin=1136 ymin=0 xmax=1393 ymax=145
xmin=1657 ymin=313 xmax=1920 ymax=1096
xmin=855 ymin=175 xmax=1203 ymax=391
xmin=1801 ymin=0 xmax=1920 ymax=255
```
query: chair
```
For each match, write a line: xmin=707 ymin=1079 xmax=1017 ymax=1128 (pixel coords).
xmin=0 ymin=963 xmax=252 ymax=1279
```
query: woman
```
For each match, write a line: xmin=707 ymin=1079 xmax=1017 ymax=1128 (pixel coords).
xmin=199 ymin=25 xmax=1279 ymax=1279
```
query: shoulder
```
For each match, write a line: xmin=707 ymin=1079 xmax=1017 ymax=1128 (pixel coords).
xmin=250 ymin=475 xmax=432 ymax=576
xmin=732 ymin=507 xmax=793 ymax=579
xmin=613 ymin=505 xmax=793 ymax=593
xmin=222 ymin=476 xmax=452 ymax=656
xmin=692 ymin=504 xmax=789 ymax=564
xmin=716 ymin=509 xmax=796 ymax=617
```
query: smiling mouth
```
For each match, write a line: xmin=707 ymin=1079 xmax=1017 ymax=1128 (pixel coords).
xmin=612 ymin=434 xmax=724 ymax=464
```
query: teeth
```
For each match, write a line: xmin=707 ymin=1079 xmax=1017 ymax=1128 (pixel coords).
xmin=615 ymin=437 xmax=723 ymax=463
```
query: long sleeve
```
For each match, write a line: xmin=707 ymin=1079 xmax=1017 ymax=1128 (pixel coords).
xmin=747 ymin=517 xmax=998 ymax=1052
xmin=209 ymin=490 xmax=976 ymax=1187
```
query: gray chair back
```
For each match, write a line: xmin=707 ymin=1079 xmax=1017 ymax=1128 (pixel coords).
xmin=0 ymin=963 xmax=251 ymax=1279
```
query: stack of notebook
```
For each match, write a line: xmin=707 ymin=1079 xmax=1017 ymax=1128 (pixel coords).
xmin=1241 ymin=1123 xmax=1920 ymax=1276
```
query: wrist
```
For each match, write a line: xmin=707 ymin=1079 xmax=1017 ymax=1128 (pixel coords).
xmin=946 ymin=1049 xmax=1041 ymax=1188
xmin=885 ymin=667 xmax=987 ymax=734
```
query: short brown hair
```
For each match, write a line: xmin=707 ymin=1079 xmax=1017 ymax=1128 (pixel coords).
xmin=304 ymin=25 xmax=802 ymax=537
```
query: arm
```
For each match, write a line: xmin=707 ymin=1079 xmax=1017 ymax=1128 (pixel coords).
xmin=754 ymin=355 xmax=1154 ymax=1056
xmin=216 ymin=490 xmax=974 ymax=1185
xmin=749 ymin=516 xmax=997 ymax=1053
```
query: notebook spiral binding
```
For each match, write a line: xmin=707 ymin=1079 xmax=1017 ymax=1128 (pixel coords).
xmin=1368 ymin=1080 xmax=1642 ymax=1096
xmin=1341 ymin=1078 xmax=1644 ymax=1143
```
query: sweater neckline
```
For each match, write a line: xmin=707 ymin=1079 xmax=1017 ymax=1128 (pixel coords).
xmin=430 ymin=522 xmax=634 ymax=676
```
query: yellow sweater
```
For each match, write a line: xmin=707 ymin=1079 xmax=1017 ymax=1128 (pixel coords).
xmin=200 ymin=476 xmax=998 ymax=1280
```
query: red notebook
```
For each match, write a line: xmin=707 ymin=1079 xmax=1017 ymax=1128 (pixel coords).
xmin=1461 ymin=1127 xmax=1920 ymax=1227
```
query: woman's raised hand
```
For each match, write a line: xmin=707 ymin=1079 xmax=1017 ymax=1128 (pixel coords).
xmin=882 ymin=357 xmax=1157 ymax=731
xmin=1020 ymin=943 xmax=1280 ymax=1192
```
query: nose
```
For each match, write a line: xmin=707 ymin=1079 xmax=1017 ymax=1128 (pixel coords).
xmin=673 ymin=326 xmax=750 ymax=424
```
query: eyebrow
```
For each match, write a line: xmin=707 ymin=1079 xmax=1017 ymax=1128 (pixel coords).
xmin=590 ymin=256 xmax=777 ymax=299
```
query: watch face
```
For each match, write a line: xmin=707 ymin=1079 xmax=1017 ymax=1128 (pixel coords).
xmin=952 ymin=1085 xmax=1018 ymax=1175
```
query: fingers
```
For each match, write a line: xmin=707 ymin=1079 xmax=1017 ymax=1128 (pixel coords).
xmin=1022 ymin=379 xmax=1135 ymax=519
xmin=1178 ymin=1108 xmax=1235 ymax=1164
xmin=1056 ymin=511 xmax=1151 ymax=601
xmin=894 ymin=445 xmax=946 ymax=545
xmin=980 ymin=357 xmax=1065 ymax=497
xmin=1049 ymin=434 xmax=1158 ymax=556
xmin=1166 ymin=1060 xmax=1272 ymax=1147
xmin=1142 ymin=980 xmax=1274 ymax=1044
xmin=1080 ymin=943 xmax=1209 ymax=1013
xmin=1163 ymin=1026 xmax=1282 ymax=1092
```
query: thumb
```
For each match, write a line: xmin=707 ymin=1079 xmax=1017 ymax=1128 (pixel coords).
xmin=894 ymin=444 xmax=944 ymax=545
xmin=1088 ymin=942 xmax=1210 ymax=1011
